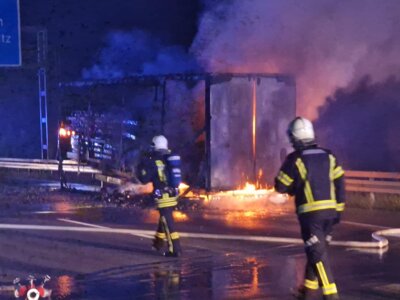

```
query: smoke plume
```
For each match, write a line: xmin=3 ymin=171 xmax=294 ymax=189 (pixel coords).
xmin=80 ymin=1 xmax=400 ymax=172
xmin=315 ymin=76 xmax=400 ymax=171
xmin=82 ymin=29 xmax=200 ymax=79
xmin=191 ymin=0 xmax=400 ymax=119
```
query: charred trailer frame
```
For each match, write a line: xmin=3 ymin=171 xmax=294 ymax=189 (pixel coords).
xmin=58 ymin=73 xmax=296 ymax=191
xmin=207 ymin=74 xmax=296 ymax=190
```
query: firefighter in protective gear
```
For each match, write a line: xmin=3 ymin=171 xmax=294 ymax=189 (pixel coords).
xmin=275 ymin=117 xmax=345 ymax=300
xmin=137 ymin=135 xmax=182 ymax=257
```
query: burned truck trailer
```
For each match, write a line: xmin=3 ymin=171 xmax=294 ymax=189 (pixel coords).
xmin=58 ymin=73 xmax=296 ymax=190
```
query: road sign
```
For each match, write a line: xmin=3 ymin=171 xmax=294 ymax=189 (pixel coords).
xmin=0 ymin=0 xmax=21 ymax=66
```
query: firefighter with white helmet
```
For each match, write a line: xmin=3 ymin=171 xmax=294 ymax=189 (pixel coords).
xmin=152 ymin=135 xmax=169 ymax=151
xmin=275 ymin=117 xmax=345 ymax=300
xmin=137 ymin=135 xmax=182 ymax=257
xmin=287 ymin=117 xmax=316 ymax=149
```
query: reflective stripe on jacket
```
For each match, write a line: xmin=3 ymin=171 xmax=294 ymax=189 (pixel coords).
xmin=275 ymin=146 xmax=345 ymax=215
xmin=137 ymin=150 xmax=178 ymax=209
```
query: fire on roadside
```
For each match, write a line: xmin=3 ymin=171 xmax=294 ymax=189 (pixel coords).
xmin=179 ymin=180 xmax=289 ymax=212
xmin=173 ymin=211 xmax=189 ymax=222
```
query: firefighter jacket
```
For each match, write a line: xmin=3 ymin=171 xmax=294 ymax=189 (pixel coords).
xmin=137 ymin=150 xmax=178 ymax=209
xmin=274 ymin=146 xmax=345 ymax=217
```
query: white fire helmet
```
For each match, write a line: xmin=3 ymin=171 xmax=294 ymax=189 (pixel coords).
xmin=287 ymin=117 xmax=315 ymax=148
xmin=152 ymin=135 xmax=168 ymax=151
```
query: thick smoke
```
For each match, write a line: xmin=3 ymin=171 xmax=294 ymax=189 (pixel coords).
xmin=82 ymin=29 xmax=200 ymax=79
xmin=191 ymin=0 xmax=400 ymax=119
xmin=315 ymin=76 xmax=400 ymax=171
xmin=80 ymin=1 xmax=400 ymax=172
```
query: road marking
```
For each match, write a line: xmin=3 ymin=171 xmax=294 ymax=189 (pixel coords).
xmin=58 ymin=218 xmax=153 ymax=239
xmin=0 ymin=221 xmax=397 ymax=250
xmin=32 ymin=211 xmax=74 ymax=215
xmin=342 ymin=220 xmax=391 ymax=229
xmin=58 ymin=218 xmax=109 ymax=229
xmin=347 ymin=247 xmax=388 ymax=256
xmin=30 ymin=205 xmax=101 ymax=215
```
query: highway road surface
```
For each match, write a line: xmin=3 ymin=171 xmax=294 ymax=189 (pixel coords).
xmin=0 ymin=191 xmax=399 ymax=299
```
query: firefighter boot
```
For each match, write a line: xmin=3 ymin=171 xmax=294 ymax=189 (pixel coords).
xmin=292 ymin=285 xmax=318 ymax=300
xmin=163 ymin=250 xmax=181 ymax=257
xmin=152 ymin=237 xmax=165 ymax=252
xmin=323 ymin=294 xmax=339 ymax=300
xmin=164 ymin=233 xmax=182 ymax=257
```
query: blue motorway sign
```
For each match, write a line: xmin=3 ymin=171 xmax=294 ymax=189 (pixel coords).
xmin=0 ymin=0 xmax=21 ymax=66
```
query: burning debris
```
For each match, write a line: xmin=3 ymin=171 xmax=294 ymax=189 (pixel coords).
xmin=171 ymin=181 xmax=291 ymax=214
xmin=205 ymin=182 xmax=290 ymax=212
xmin=96 ymin=176 xmax=291 ymax=215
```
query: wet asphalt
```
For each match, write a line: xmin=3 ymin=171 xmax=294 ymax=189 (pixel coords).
xmin=0 ymin=189 xmax=399 ymax=299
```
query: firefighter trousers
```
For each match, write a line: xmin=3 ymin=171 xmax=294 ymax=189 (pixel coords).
xmin=299 ymin=215 xmax=339 ymax=299
xmin=154 ymin=207 xmax=181 ymax=254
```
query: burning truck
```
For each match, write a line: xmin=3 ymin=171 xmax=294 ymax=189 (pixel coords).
xmin=58 ymin=73 xmax=296 ymax=205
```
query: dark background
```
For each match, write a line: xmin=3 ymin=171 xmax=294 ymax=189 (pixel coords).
xmin=0 ymin=0 xmax=201 ymax=158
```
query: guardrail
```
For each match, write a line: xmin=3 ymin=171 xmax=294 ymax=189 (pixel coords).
xmin=345 ymin=170 xmax=400 ymax=194
xmin=95 ymin=174 xmax=125 ymax=185
xmin=0 ymin=158 xmax=399 ymax=194
xmin=0 ymin=158 xmax=100 ymax=174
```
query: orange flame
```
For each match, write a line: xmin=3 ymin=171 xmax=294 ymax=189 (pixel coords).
xmin=59 ymin=128 xmax=67 ymax=137
xmin=178 ymin=182 xmax=190 ymax=194
xmin=252 ymin=80 xmax=257 ymax=162
xmin=243 ymin=182 xmax=257 ymax=191
xmin=173 ymin=211 xmax=189 ymax=222
xmin=59 ymin=128 xmax=75 ymax=137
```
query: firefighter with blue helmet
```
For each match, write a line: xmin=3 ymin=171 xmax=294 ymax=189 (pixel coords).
xmin=137 ymin=135 xmax=182 ymax=257
xmin=275 ymin=117 xmax=345 ymax=300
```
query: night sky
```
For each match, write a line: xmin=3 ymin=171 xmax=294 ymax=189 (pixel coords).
xmin=20 ymin=0 xmax=201 ymax=79
xmin=0 ymin=0 xmax=201 ymax=158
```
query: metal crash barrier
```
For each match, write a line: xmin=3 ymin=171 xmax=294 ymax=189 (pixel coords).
xmin=1 ymin=158 xmax=400 ymax=195
xmin=0 ymin=158 xmax=100 ymax=174
xmin=345 ymin=170 xmax=400 ymax=194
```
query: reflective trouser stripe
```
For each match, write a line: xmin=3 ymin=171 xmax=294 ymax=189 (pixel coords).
xmin=316 ymin=262 xmax=329 ymax=286
xmin=298 ymin=200 xmax=337 ymax=214
xmin=304 ymin=279 xmax=319 ymax=290
xmin=322 ymin=283 xmax=338 ymax=295
xmin=161 ymin=216 xmax=173 ymax=253
xmin=316 ymin=262 xmax=338 ymax=295
xmin=170 ymin=232 xmax=180 ymax=240
xmin=155 ymin=232 xmax=166 ymax=239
